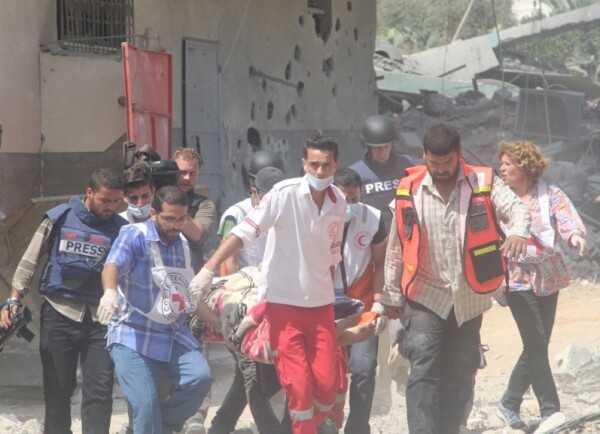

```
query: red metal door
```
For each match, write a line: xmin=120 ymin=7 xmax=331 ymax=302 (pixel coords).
xmin=122 ymin=43 xmax=172 ymax=159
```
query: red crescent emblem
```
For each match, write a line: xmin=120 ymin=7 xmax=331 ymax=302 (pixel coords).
xmin=328 ymin=222 xmax=339 ymax=239
xmin=354 ymin=231 xmax=371 ymax=249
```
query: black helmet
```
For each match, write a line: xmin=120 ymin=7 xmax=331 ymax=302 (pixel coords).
xmin=361 ymin=115 xmax=398 ymax=147
xmin=249 ymin=150 xmax=285 ymax=178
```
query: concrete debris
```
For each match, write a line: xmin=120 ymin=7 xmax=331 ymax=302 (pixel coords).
xmin=554 ymin=345 xmax=594 ymax=375
xmin=400 ymin=4 xmax=600 ymax=81
xmin=385 ymin=77 xmax=600 ymax=281
xmin=0 ymin=414 xmax=43 ymax=434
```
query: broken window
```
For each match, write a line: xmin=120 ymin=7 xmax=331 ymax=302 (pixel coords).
xmin=56 ymin=0 xmax=134 ymax=55
xmin=308 ymin=0 xmax=332 ymax=43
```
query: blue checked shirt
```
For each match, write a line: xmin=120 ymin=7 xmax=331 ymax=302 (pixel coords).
xmin=105 ymin=220 xmax=198 ymax=362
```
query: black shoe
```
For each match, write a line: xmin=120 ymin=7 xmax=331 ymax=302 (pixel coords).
xmin=317 ymin=418 xmax=339 ymax=434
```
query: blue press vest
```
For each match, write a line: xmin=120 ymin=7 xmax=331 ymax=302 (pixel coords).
xmin=39 ymin=197 xmax=126 ymax=303
xmin=349 ymin=152 xmax=412 ymax=231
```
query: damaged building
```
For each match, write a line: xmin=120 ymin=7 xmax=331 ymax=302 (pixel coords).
xmin=375 ymin=3 xmax=600 ymax=278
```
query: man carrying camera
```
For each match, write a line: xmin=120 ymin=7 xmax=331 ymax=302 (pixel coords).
xmin=0 ymin=168 xmax=128 ymax=434
xmin=174 ymin=148 xmax=217 ymax=272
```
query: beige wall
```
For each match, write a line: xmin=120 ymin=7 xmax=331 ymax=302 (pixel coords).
xmin=0 ymin=1 xmax=53 ymax=154
xmin=0 ymin=1 xmax=54 ymax=215
xmin=40 ymin=54 xmax=126 ymax=153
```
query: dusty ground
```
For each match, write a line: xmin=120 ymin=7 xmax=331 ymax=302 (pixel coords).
xmin=1 ymin=280 xmax=599 ymax=434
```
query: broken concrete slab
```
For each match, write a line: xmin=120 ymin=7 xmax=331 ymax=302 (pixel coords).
xmin=376 ymin=69 xmax=507 ymax=102
xmin=405 ymin=4 xmax=600 ymax=81
xmin=554 ymin=344 xmax=593 ymax=375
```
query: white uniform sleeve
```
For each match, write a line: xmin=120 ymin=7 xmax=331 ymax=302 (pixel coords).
xmin=231 ymin=189 xmax=280 ymax=247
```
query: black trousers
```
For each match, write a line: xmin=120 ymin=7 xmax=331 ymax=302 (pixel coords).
xmin=403 ymin=300 xmax=482 ymax=434
xmin=39 ymin=301 xmax=113 ymax=434
xmin=501 ymin=290 xmax=560 ymax=418
xmin=210 ymin=351 xmax=281 ymax=434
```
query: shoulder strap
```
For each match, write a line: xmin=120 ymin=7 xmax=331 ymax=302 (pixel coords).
xmin=46 ymin=204 xmax=71 ymax=245
xmin=45 ymin=203 xmax=70 ymax=222
xmin=351 ymin=159 xmax=380 ymax=183
xmin=340 ymin=222 xmax=350 ymax=293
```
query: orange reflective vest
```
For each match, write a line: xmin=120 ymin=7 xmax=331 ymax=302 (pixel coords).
xmin=395 ymin=163 xmax=506 ymax=297
xmin=346 ymin=263 xmax=375 ymax=311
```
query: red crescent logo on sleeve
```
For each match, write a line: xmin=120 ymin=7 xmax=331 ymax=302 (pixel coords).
xmin=328 ymin=221 xmax=340 ymax=239
xmin=354 ymin=231 xmax=371 ymax=250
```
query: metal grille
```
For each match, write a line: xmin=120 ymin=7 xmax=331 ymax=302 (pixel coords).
xmin=57 ymin=0 xmax=134 ymax=55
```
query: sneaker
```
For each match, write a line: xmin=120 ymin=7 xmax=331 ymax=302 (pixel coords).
xmin=534 ymin=412 xmax=567 ymax=434
xmin=496 ymin=403 xmax=527 ymax=430
xmin=185 ymin=420 xmax=206 ymax=434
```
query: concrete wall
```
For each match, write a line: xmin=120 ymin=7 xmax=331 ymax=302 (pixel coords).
xmin=138 ymin=0 xmax=378 ymax=208
xmin=40 ymin=54 xmax=126 ymax=195
xmin=0 ymin=1 xmax=54 ymax=215
xmin=0 ymin=0 xmax=378 ymax=215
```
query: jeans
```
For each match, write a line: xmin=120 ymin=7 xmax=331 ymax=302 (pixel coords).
xmin=501 ymin=290 xmax=560 ymax=418
xmin=345 ymin=334 xmax=378 ymax=434
xmin=403 ymin=300 xmax=482 ymax=434
xmin=111 ymin=341 xmax=211 ymax=434
xmin=39 ymin=301 xmax=113 ymax=434
xmin=186 ymin=343 xmax=211 ymax=427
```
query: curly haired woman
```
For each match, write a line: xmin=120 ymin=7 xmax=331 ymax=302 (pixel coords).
xmin=495 ymin=140 xmax=587 ymax=434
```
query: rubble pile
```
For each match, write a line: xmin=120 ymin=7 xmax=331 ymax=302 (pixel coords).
xmin=0 ymin=415 xmax=42 ymax=434
xmin=391 ymin=87 xmax=600 ymax=283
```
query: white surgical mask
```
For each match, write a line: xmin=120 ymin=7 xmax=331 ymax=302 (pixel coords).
xmin=345 ymin=203 xmax=359 ymax=222
xmin=305 ymin=173 xmax=333 ymax=191
xmin=128 ymin=203 xmax=152 ymax=219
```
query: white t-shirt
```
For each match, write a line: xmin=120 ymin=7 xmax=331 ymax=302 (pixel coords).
xmin=218 ymin=198 xmax=267 ymax=268
xmin=231 ymin=177 xmax=346 ymax=307
xmin=333 ymin=203 xmax=381 ymax=295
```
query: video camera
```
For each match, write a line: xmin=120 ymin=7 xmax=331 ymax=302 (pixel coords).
xmin=0 ymin=304 xmax=35 ymax=352
xmin=123 ymin=142 xmax=180 ymax=190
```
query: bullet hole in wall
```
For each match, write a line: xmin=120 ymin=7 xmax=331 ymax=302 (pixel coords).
xmin=285 ymin=62 xmax=292 ymax=81
xmin=247 ymin=127 xmax=262 ymax=151
xmin=294 ymin=45 xmax=302 ymax=61
xmin=322 ymin=56 xmax=334 ymax=78
xmin=335 ymin=18 xmax=341 ymax=32
xmin=309 ymin=0 xmax=332 ymax=43
xmin=267 ymin=101 xmax=274 ymax=120
xmin=297 ymin=81 xmax=305 ymax=97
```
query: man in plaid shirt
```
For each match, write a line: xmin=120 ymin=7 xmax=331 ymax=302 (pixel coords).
xmin=380 ymin=125 xmax=531 ymax=434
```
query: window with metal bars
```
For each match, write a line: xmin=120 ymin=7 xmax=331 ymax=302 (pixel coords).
xmin=57 ymin=0 xmax=134 ymax=55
